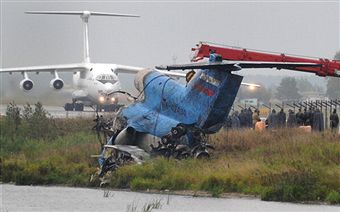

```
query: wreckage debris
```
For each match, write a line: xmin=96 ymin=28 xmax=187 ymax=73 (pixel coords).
xmin=150 ymin=124 xmax=214 ymax=159
xmin=91 ymin=122 xmax=215 ymax=185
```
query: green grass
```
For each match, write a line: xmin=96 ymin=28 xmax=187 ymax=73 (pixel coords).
xmin=1 ymin=103 xmax=340 ymax=203
xmin=1 ymin=130 xmax=99 ymax=186
xmin=109 ymin=130 xmax=340 ymax=203
xmin=0 ymin=108 xmax=99 ymax=187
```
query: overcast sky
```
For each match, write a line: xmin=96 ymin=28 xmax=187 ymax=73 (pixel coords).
xmin=0 ymin=0 xmax=339 ymax=103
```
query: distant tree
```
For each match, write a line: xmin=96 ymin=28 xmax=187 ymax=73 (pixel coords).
xmin=326 ymin=51 xmax=340 ymax=99
xmin=29 ymin=102 xmax=53 ymax=139
xmin=22 ymin=103 xmax=33 ymax=121
xmin=334 ymin=51 xmax=340 ymax=60
xmin=296 ymin=78 xmax=325 ymax=94
xmin=276 ymin=77 xmax=301 ymax=101
xmin=296 ymin=78 xmax=314 ymax=93
xmin=5 ymin=101 xmax=21 ymax=132
xmin=314 ymin=85 xmax=325 ymax=93
xmin=326 ymin=78 xmax=340 ymax=99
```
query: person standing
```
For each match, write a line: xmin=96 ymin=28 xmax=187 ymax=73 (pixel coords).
xmin=247 ymin=108 xmax=253 ymax=128
xmin=330 ymin=109 xmax=339 ymax=132
xmin=312 ymin=108 xmax=324 ymax=132
xmin=287 ymin=109 xmax=297 ymax=128
xmin=239 ymin=109 xmax=246 ymax=128
xmin=296 ymin=109 xmax=304 ymax=126
xmin=231 ymin=111 xmax=241 ymax=129
xmin=277 ymin=109 xmax=287 ymax=128
xmin=267 ymin=109 xmax=277 ymax=129
xmin=252 ymin=109 xmax=261 ymax=129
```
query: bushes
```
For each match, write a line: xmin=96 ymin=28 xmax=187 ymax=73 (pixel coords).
xmin=11 ymin=161 xmax=94 ymax=186
xmin=0 ymin=102 xmax=93 ymax=143
xmin=2 ymin=102 xmax=55 ymax=140
xmin=200 ymin=175 xmax=239 ymax=197
xmin=260 ymin=168 xmax=320 ymax=201
xmin=2 ymin=144 xmax=97 ymax=186
xmin=326 ymin=191 xmax=340 ymax=204
xmin=1 ymin=102 xmax=98 ymax=186
xmin=130 ymin=178 xmax=159 ymax=190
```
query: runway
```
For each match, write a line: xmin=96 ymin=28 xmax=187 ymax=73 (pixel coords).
xmin=0 ymin=104 xmax=108 ymax=118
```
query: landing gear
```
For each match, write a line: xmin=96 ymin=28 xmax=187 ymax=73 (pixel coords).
xmin=64 ymin=103 xmax=84 ymax=111
xmin=96 ymin=104 xmax=123 ymax=112
xmin=64 ymin=103 xmax=74 ymax=111
xmin=104 ymin=104 xmax=119 ymax=112
xmin=151 ymin=124 xmax=214 ymax=159
xmin=74 ymin=103 xmax=84 ymax=111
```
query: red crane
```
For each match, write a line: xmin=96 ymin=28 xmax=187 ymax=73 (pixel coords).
xmin=191 ymin=42 xmax=340 ymax=78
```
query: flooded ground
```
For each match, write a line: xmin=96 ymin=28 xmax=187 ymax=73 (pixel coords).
xmin=1 ymin=184 xmax=339 ymax=212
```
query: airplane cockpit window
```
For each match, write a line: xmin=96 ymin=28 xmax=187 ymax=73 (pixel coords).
xmin=96 ymin=74 xmax=117 ymax=84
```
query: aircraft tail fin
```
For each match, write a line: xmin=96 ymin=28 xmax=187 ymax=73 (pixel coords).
xmin=25 ymin=11 xmax=140 ymax=17
xmin=185 ymin=69 xmax=243 ymax=130
xmin=25 ymin=11 xmax=140 ymax=63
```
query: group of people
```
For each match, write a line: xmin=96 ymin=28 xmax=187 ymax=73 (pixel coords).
xmin=225 ymin=107 xmax=339 ymax=132
xmin=225 ymin=108 xmax=253 ymax=129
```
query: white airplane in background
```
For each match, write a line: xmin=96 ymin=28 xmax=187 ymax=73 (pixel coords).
xmin=0 ymin=11 xmax=186 ymax=112
xmin=1 ymin=11 xmax=259 ymax=112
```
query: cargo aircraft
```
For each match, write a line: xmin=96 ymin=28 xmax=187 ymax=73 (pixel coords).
xmin=0 ymin=11 xmax=187 ymax=111
xmin=1 ymin=11 xmax=261 ymax=112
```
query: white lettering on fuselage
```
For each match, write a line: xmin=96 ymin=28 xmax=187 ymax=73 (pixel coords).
xmin=199 ymin=73 xmax=220 ymax=87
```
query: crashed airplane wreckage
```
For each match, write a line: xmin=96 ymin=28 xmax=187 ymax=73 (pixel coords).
xmin=94 ymin=52 xmax=321 ymax=179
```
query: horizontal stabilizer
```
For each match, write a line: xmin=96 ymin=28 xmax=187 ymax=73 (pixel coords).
xmin=156 ymin=61 xmax=321 ymax=72
xmin=25 ymin=11 xmax=140 ymax=18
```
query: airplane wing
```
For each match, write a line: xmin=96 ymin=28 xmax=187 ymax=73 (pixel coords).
xmin=114 ymin=65 xmax=145 ymax=74
xmin=0 ymin=63 xmax=89 ymax=74
xmin=115 ymin=64 xmax=186 ymax=78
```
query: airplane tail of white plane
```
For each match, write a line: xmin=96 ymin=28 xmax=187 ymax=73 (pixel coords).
xmin=25 ymin=11 xmax=140 ymax=63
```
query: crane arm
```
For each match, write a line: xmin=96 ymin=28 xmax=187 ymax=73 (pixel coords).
xmin=191 ymin=42 xmax=340 ymax=78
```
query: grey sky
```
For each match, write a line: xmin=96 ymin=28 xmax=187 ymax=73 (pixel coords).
xmin=0 ymin=1 xmax=339 ymax=103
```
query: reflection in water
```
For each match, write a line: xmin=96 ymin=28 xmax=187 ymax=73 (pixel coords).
xmin=1 ymin=184 xmax=339 ymax=212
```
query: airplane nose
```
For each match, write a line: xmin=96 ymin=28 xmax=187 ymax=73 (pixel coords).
xmin=104 ymin=83 xmax=115 ymax=92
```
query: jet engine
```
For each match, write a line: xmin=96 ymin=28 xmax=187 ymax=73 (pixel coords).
xmin=19 ymin=79 xmax=34 ymax=91
xmin=50 ymin=78 xmax=64 ymax=90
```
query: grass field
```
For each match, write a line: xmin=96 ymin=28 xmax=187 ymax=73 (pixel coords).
xmin=110 ymin=130 xmax=340 ymax=203
xmin=1 ymin=103 xmax=340 ymax=203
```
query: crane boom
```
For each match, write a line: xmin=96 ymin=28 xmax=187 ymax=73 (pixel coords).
xmin=191 ymin=42 xmax=340 ymax=78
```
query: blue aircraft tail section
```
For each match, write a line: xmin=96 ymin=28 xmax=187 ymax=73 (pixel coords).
xmin=185 ymin=68 xmax=243 ymax=131
xmin=122 ymin=54 xmax=243 ymax=137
